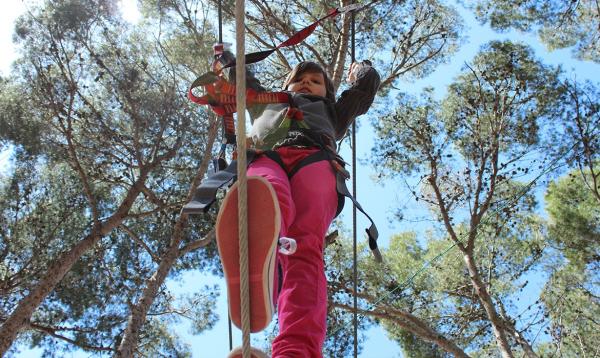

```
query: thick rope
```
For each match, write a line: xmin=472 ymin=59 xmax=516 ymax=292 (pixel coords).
xmin=234 ymin=1 xmax=251 ymax=357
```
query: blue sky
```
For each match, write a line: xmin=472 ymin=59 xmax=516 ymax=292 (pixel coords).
xmin=2 ymin=1 xmax=599 ymax=357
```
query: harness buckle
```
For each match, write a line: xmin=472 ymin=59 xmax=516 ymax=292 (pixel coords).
xmin=278 ymin=237 xmax=297 ymax=255
xmin=331 ymin=160 xmax=350 ymax=179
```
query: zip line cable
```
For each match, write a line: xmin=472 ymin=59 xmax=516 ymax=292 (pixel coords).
xmin=213 ymin=0 xmax=236 ymax=351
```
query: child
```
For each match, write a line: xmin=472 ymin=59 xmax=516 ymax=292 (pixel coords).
xmin=217 ymin=56 xmax=380 ymax=358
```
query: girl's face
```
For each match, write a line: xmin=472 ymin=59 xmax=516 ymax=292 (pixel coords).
xmin=287 ymin=71 xmax=327 ymax=98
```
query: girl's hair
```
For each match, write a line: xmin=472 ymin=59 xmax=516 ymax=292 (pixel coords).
xmin=283 ymin=61 xmax=335 ymax=102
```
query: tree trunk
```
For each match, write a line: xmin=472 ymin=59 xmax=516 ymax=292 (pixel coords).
xmin=115 ymin=219 xmax=188 ymax=357
xmin=463 ymin=253 xmax=515 ymax=358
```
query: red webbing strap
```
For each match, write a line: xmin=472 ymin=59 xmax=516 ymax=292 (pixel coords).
xmin=187 ymin=76 xmax=290 ymax=143
xmin=188 ymin=77 xmax=289 ymax=113
xmin=222 ymin=113 xmax=236 ymax=143
xmin=222 ymin=8 xmax=342 ymax=69
xmin=187 ymin=3 xmax=365 ymax=106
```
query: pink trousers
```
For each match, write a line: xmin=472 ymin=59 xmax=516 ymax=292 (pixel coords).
xmin=247 ymin=147 xmax=338 ymax=358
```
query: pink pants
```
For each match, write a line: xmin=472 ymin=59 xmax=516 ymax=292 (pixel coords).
xmin=247 ymin=147 xmax=338 ymax=358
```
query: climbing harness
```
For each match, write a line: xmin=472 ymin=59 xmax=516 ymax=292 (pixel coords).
xmin=182 ymin=146 xmax=381 ymax=261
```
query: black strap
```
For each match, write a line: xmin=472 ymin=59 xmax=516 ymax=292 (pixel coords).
xmin=282 ymin=149 xmax=382 ymax=262
xmin=182 ymin=148 xmax=382 ymax=262
xmin=181 ymin=151 xmax=258 ymax=214
xmin=287 ymin=150 xmax=329 ymax=178
xmin=335 ymin=172 xmax=382 ymax=262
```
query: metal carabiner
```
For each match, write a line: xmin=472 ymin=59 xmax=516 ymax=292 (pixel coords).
xmin=278 ymin=237 xmax=297 ymax=255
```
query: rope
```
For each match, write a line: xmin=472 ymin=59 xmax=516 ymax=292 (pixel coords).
xmin=217 ymin=0 xmax=223 ymax=44
xmin=234 ymin=1 xmax=251 ymax=357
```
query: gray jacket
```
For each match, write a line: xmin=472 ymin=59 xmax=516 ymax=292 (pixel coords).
xmin=232 ymin=62 xmax=381 ymax=152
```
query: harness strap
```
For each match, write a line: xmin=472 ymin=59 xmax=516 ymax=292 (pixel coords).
xmin=264 ymin=149 xmax=383 ymax=262
xmin=182 ymin=148 xmax=382 ymax=262
xmin=219 ymin=4 xmax=365 ymax=70
xmin=182 ymin=150 xmax=258 ymax=214
xmin=335 ymin=169 xmax=383 ymax=262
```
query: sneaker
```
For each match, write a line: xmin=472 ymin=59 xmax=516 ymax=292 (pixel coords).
xmin=216 ymin=176 xmax=280 ymax=333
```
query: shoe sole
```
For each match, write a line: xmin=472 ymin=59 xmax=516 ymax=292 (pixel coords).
xmin=216 ymin=176 xmax=280 ymax=333
xmin=227 ymin=346 xmax=269 ymax=358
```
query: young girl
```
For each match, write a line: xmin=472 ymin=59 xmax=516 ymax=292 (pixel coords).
xmin=217 ymin=56 xmax=380 ymax=358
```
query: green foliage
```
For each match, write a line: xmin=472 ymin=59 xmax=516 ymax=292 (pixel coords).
xmin=367 ymin=38 xmax=577 ymax=356
xmin=545 ymin=170 xmax=600 ymax=265
xmin=537 ymin=169 xmax=600 ymax=357
xmin=443 ymin=41 xmax=561 ymax=157
xmin=324 ymin=230 xmax=372 ymax=357
xmin=546 ymin=80 xmax=600 ymax=201
xmin=0 ymin=80 xmax=44 ymax=155
xmin=1 ymin=0 xmax=597 ymax=356
xmin=396 ymin=329 xmax=447 ymax=358
xmin=136 ymin=318 xmax=192 ymax=357
xmin=466 ymin=0 xmax=600 ymax=63
xmin=1 ymin=157 xmax=89 ymax=315
xmin=357 ymin=0 xmax=464 ymax=85
xmin=199 ymin=0 xmax=463 ymax=91
xmin=539 ymin=260 xmax=599 ymax=357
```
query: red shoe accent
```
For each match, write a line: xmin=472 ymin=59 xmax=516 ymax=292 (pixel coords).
xmin=216 ymin=176 xmax=280 ymax=333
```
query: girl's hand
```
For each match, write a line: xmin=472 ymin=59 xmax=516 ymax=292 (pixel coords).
xmin=346 ymin=60 xmax=372 ymax=83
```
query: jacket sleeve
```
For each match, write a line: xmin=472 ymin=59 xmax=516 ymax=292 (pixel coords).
xmin=333 ymin=63 xmax=381 ymax=140
xmin=223 ymin=51 xmax=268 ymax=122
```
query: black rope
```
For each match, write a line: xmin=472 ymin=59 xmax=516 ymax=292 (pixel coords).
xmin=351 ymin=9 xmax=359 ymax=358
xmin=216 ymin=0 xmax=233 ymax=352
xmin=218 ymin=0 xmax=223 ymax=44
xmin=228 ymin=315 xmax=233 ymax=351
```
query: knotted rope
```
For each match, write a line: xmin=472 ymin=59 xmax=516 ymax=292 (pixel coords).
xmin=234 ymin=1 xmax=251 ymax=357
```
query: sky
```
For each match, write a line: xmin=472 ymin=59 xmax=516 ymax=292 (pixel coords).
xmin=1 ymin=0 xmax=599 ymax=357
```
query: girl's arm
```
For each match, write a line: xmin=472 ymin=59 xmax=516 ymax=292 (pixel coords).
xmin=333 ymin=61 xmax=381 ymax=140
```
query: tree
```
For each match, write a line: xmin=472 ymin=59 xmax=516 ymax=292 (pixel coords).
xmin=0 ymin=0 xmax=220 ymax=355
xmin=464 ymin=0 xmax=600 ymax=63
xmin=205 ymin=0 xmax=463 ymax=92
xmin=365 ymin=40 xmax=565 ymax=357
xmin=547 ymin=80 xmax=600 ymax=205
xmin=6 ymin=0 xmax=578 ymax=356
xmin=538 ymin=170 xmax=600 ymax=357
xmin=546 ymin=170 xmax=600 ymax=264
